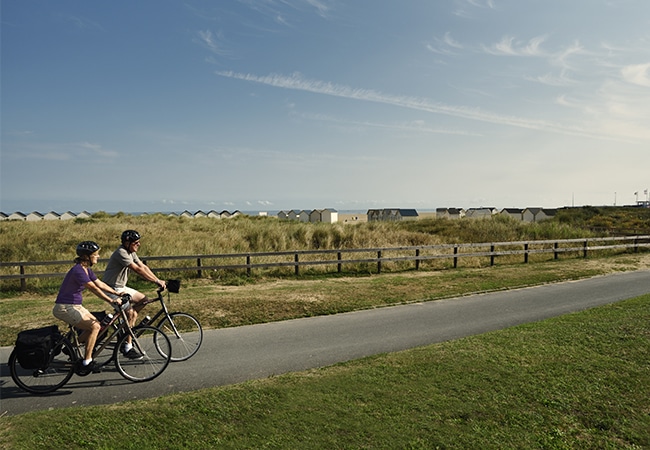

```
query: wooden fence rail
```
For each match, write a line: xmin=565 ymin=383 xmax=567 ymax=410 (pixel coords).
xmin=2 ymin=235 xmax=649 ymax=290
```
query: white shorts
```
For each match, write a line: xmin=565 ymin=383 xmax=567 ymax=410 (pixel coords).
xmin=108 ymin=286 xmax=140 ymax=300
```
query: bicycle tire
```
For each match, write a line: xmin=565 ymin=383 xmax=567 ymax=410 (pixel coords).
xmin=9 ymin=338 xmax=75 ymax=395
xmin=156 ymin=312 xmax=203 ymax=361
xmin=115 ymin=326 xmax=171 ymax=382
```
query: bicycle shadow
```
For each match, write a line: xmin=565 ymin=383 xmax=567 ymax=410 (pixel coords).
xmin=0 ymin=360 xmax=133 ymax=400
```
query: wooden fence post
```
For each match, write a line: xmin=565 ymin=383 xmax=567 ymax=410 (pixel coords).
xmin=337 ymin=252 xmax=342 ymax=273
xmin=246 ymin=255 xmax=252 ymax=276
xmin=490 ymin=244 xmax=495 ymax=266
xmin=294 ymin=253 xmax=300 ymax=276
xmin=453 ymin=245 xmax=458 ymax=268
xmin=554 ymin=242 xmax=559 ymax=260
xmin=196 ymin=257 xmax=202 ymax=278
xmin=583 ymin=240 xmax=588 ymax=258
xmin=377 ymin=250 xmax=382 ymax=274
xmin=20 ymin=264 xmax=26 ymax=291
xmin=524 ymin=243 xmax=529 ymax=263
xmin=415 ymin=248 xmax=420 ymax=270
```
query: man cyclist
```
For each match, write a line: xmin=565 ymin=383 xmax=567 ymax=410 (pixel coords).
xmin=103 ymin=230 xmax=166 ymax=359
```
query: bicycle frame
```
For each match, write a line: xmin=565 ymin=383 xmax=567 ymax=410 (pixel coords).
xmin=70 ymin=300 xmax=145 ymax=363
xmin=93 ymin=302 xmax=134 ymax=357
xmin=134 ymin=281 xmax=203 ymax=362
xmin=140 ymin=287 xmax=181 ymax=338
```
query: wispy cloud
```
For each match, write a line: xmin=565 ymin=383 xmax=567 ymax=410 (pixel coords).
xmin=551 ymin=41 xmax=585 ymax=71
xmin=216 ymin=70 xmax=632 ymax=141
xmin=275 ymin=14 xmax=290 ymax=26
xmin=427 ymin=32 xmax=463 ymax=55
xmin=236 ymin=0 xmax=333 ymax=23
xmin=525 ymin=70 xmax=577 ymax=87
xmin=621 ymin=62 xmax=650 ymax=87
xmin=467 ymin=0 xmax=495 ymax=7
xmin=195 ymin=30 xmax=230 ymax=56
xmin=78 ymin=142 xmax=119 ymax=159
xmin=56 ymin=14 xmax=103 ymax=31
xmin=305 ymin=0 xmax=331 ymax=18
xmin=5 ymin=141 xmax=118 ymax=161
xmin=4 ymin=130 xmax=34 ymax=137
xmin=296 ymin=112 xmax=481 ymax=137
xmin=453 ymin=0 xmax=496 ymax=18
xmin=483 ymin=35 xmax=547 ymax=56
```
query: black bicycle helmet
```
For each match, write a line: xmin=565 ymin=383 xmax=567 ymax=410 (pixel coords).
xmin=76 ymin=241 xmax=100 ymax=257
xmin=121 ymin=230 xmax=141 ymax=243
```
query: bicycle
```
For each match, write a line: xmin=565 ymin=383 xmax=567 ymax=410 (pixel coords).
xmin=9 ymin=297 xmax=172 ymax=395
xmin=87 ymin=280 xmax=201 ymax=366
xmin=135 ymin=279 xmax=203 ymax=362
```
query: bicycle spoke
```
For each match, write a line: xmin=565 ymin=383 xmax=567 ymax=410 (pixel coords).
xmin=115 ymin=326 xmax=171 ymax=382
xmin=157 ymin=312 xmax=203 ymax=361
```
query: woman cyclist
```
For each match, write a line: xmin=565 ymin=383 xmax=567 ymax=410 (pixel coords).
xmin=52 ymin=241 xmax=125 ymax=373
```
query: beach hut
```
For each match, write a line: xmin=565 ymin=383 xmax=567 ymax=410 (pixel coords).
xmin=499 ymin=208 xmax=524 ymax=221
xmin=43 ymin=211 xmax=61 ymax=220
xmin=321 ymin=208 xmax=338 ymax=223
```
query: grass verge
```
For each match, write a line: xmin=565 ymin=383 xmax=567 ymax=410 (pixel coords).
xmin=1 ymin=253 xmax=649 ymax=346
xmin=1 ymin=294 xmax=648 ymax=449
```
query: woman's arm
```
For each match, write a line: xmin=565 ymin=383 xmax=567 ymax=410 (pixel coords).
xmin=93 ymin=278 xmax=121 ymax=296
xmin=85 ymin=280 xmax=120 ymax=304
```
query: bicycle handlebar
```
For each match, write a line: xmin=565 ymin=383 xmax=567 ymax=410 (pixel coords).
xmin=156 ymin=279 xmax=181 ymax=295
xmin=112 ymin=293 xmax=132 ymax=312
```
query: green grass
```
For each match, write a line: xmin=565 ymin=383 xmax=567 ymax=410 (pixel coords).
xmin=2 ymin=210 xmax=649 ymax=448
xmin=2 ymin=294 xmax=648 ymax=449
xmin=1 ymin=253 xmax=646 ymax=346
xmin=0 ymin=210 xmax=609 ymax=265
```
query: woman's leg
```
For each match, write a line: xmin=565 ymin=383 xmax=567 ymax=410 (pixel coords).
xmin=73 ymin=313 xmax=101 ymax=361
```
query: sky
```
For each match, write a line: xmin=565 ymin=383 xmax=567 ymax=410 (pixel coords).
xmin=2 ymin=0 xmax=650 ymax=214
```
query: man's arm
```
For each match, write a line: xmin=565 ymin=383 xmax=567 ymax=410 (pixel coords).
xmin=128 ymin=261 xmax=166 ymax=289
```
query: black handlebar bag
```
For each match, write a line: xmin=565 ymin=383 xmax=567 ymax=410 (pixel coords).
xmin=167 ymin=279 xmax=181 ymax=293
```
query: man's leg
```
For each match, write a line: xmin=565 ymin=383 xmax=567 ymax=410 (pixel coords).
xmin=116 ymin=287 xmax=147 ymax=359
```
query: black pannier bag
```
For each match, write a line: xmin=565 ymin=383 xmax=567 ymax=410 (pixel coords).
xmin=15 ymin=325 xmax=60 ymax=370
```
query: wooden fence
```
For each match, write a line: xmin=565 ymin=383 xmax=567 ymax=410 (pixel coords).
xmin=2 ymin=235 xmax=649 ymax=290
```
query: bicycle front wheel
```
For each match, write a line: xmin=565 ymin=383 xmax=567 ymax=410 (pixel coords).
xmin=157 ymin=312 xmax=203 ymax=361
xmin=9 ymin=338 xmax=75 ymax=395
xmin=92 ymin=324 xmax=120 ymax=369
xmin=115 ymin=326 xmax=171 ymax=382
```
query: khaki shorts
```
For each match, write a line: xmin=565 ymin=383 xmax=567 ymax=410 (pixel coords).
xmin=52 ymin=303 xmax=91 ymax=327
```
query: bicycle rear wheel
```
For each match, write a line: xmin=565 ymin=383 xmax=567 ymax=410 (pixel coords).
xmin=9 ymin=338 xmax=75 ymax=395
xmin=156 ymin=312 xmax=203 ymax=361
xmin=115 ymin=326 xmax=171 ymax=382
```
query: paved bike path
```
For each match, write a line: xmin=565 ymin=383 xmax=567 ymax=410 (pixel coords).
xmin=1 ymin=270 xmax=648 ymax=416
